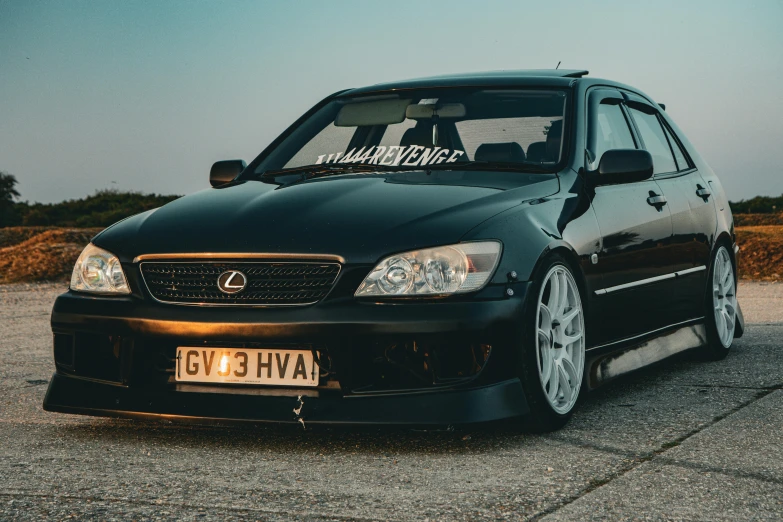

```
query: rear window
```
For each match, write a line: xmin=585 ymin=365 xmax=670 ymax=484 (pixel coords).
xmin=253 ymin=89 xmax=569 ymax=175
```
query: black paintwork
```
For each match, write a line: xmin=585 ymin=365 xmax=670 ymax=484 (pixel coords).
xmin=44 ymin=70 xmax=742 ymax=425
xmin=95 ymin=171 xmax=559 ymax=268
xmin=44 ymin=373 xmax=528 ymax=426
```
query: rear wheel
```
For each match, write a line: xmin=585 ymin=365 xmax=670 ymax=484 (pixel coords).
xmin=702 ymin=245 xmax=737 ymax=360
xmin=519 ymin=256 xmax=585 ymax=432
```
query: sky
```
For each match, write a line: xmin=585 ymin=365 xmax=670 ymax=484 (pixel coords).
xmin=1 ymin=0 xmax=782 ymax=203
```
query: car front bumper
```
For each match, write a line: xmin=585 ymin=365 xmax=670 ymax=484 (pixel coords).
xmin=44 ymin=283 xmax=531 ymax=426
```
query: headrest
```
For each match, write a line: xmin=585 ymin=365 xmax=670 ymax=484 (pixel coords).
xmin=546 ymin=120 xmax=563 ymax=161
xmin=400 ymin=127 xmax=434 ymax=148
xmin=526 ymin=142 xmax=547 ymax=162
xmin=474 ymin=142 xmax=526 ymax=163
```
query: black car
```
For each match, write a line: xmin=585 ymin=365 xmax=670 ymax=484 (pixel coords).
xmin=44 ymin=69 xmax=744 ymax=431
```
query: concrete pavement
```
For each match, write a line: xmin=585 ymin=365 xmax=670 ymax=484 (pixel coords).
xmin=0 ymin=282 xmax=781 ymax=520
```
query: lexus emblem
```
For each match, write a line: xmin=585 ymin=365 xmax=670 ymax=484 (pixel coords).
xmin=217 ymin=270 xmax=247 ymax=294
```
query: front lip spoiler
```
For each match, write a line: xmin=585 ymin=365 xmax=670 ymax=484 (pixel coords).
xmin=43 ymin=373 xmax=528 ymax=426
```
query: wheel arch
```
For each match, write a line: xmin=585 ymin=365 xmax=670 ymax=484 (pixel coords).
xmin=708 ymin=233 xmax=745 ymax=340
xmin=528 ymin=242 xmax=590 ymax=311
xmin=713 ymin=231 xmax=737 ymax=279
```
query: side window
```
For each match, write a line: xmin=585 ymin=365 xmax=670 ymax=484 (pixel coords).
xmin=628 ymin=108 xmax=677 ymax=175
xmin=590 ymin=102 xmax=636 ymax=169
xmin=662 ymin=124 xmax=690 ymax=171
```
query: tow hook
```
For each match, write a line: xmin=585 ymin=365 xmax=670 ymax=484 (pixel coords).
xmin=293 ymin=395 xmax=306 ymax=430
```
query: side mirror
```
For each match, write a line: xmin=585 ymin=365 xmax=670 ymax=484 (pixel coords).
xmin=589 ymin=149 xmax=653 ymax=187
xmin=210 ymin=159 xmax=246 ymax=187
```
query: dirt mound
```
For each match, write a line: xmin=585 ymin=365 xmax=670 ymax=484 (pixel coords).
xmin=735 ymin=226 xmax=783 ymax=281
xmin=733 ymin=213 xmax=783 ymax=227
xmin=0 ymin=225 xmax=780 ymax=284
xmin=0 ymin=226 xmax=59 ymax=248
xmin=0 ymin=228 xmax=101 ymax=284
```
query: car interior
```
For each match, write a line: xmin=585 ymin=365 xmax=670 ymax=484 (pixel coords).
xmin=334 ymin=91 xmax=567 ymax=166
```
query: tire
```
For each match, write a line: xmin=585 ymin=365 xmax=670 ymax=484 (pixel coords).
xmin=701 ymin=244 xmax=738 ymax=360
xmin=518 ymin=254 xmax=586 ymax=432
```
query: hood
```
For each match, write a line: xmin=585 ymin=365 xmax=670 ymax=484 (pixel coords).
xmin=95 ymin=170 xmax=559 ymax=264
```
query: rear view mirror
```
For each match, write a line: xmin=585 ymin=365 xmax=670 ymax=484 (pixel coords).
xmin=210 ymin=159 xmax=246 ymax=187
xmin=590 ymin=149 xmax=653 ymax=186
xmin=405 ymin=103 xmax=466 ymax=120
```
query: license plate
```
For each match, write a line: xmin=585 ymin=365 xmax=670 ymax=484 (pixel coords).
xmin=175 ymin=347 xmax=319 ymax=387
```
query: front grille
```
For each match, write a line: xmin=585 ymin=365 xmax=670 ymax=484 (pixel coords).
xmin=140 ymin=261 xmax=341 ymax=306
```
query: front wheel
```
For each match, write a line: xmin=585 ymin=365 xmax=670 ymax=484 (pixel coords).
xmin=701 ymin=245 xmax=738 ymax=360
xmin=518 ymin=256 xmax=586 ymax=432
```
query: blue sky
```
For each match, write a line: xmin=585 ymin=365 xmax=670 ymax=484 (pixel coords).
xmin=1 ymin=0 xmax=781 ymax=202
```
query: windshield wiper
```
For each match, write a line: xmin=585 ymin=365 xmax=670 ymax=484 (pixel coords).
xmin=439 ymin=160 xmax=554 ymax=173
xmin=258 ymin=163 xmax=414 ymax=181
xmin=258 ymin=160 xmax=554 ymax=182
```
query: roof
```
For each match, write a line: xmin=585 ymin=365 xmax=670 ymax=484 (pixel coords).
xmin=342 ymin=69 xmax=590 ymax=97
xmin=401 ymin=69 xmax=589 ymax=80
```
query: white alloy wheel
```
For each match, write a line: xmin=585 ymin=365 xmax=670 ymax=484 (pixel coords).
xmin=712 ymin=246 xmax=737 ymax=348
xmin=535 ymin=265 xmax=585 ymax=414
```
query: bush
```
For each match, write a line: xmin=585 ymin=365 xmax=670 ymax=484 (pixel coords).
xmin=729 ymin=194 xmax=783 ymax=214
xmin=3 ymin=189 xmax=181 ymax=228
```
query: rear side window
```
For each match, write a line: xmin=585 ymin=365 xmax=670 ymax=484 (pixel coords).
xmin=591 ymin=103 xmax=636 ymax=168
xmin=662 ymin=124 xmax=690 ymax=171
xmin=628 ymin=108 xmax=677 ymax=175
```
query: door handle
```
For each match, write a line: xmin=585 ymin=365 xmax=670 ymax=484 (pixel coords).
xmin=696 ymin=185 xmax=711 ymax=200
xmin=647 ymin=193 xmax=667 ymax=210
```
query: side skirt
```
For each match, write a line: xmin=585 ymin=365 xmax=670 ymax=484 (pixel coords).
xmin=585 ymin=320 xmax=707 ymax=390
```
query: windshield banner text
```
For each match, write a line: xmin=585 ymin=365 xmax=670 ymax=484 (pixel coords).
xmin=315 ymin=146 xmax=465 ymax=167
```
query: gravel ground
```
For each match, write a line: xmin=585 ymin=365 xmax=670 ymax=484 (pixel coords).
xmin=1 ymin=281 xmax=781 ymax=521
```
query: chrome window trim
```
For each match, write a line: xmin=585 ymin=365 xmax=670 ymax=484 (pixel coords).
xmin=652 ymin=167 xmax=697 ymax=180
xmin=595 ymin=265 xmax=706 ymax=295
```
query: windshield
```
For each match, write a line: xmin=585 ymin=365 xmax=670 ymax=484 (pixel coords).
xmin=251 ymin=88 xmax=569 ymax=176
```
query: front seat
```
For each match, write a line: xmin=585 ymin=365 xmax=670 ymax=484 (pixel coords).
xmin=527 ymin=141 xmax=547 ymax=162
xmin=474 ymin=142 xmax=526 ymax=163
xmin=545 ymin=120 xmax=563 ymax=161
xmin=400 ymin=126 xmax=434 ymax=148
xmin=400 ymin=123 xmax=458 ymax=150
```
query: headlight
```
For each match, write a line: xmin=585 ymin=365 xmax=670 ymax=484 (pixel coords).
xmin=70 ymin=244 xmax=130 ymax=295
xmin=355 ymin=241 xmax=502 ymax=297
